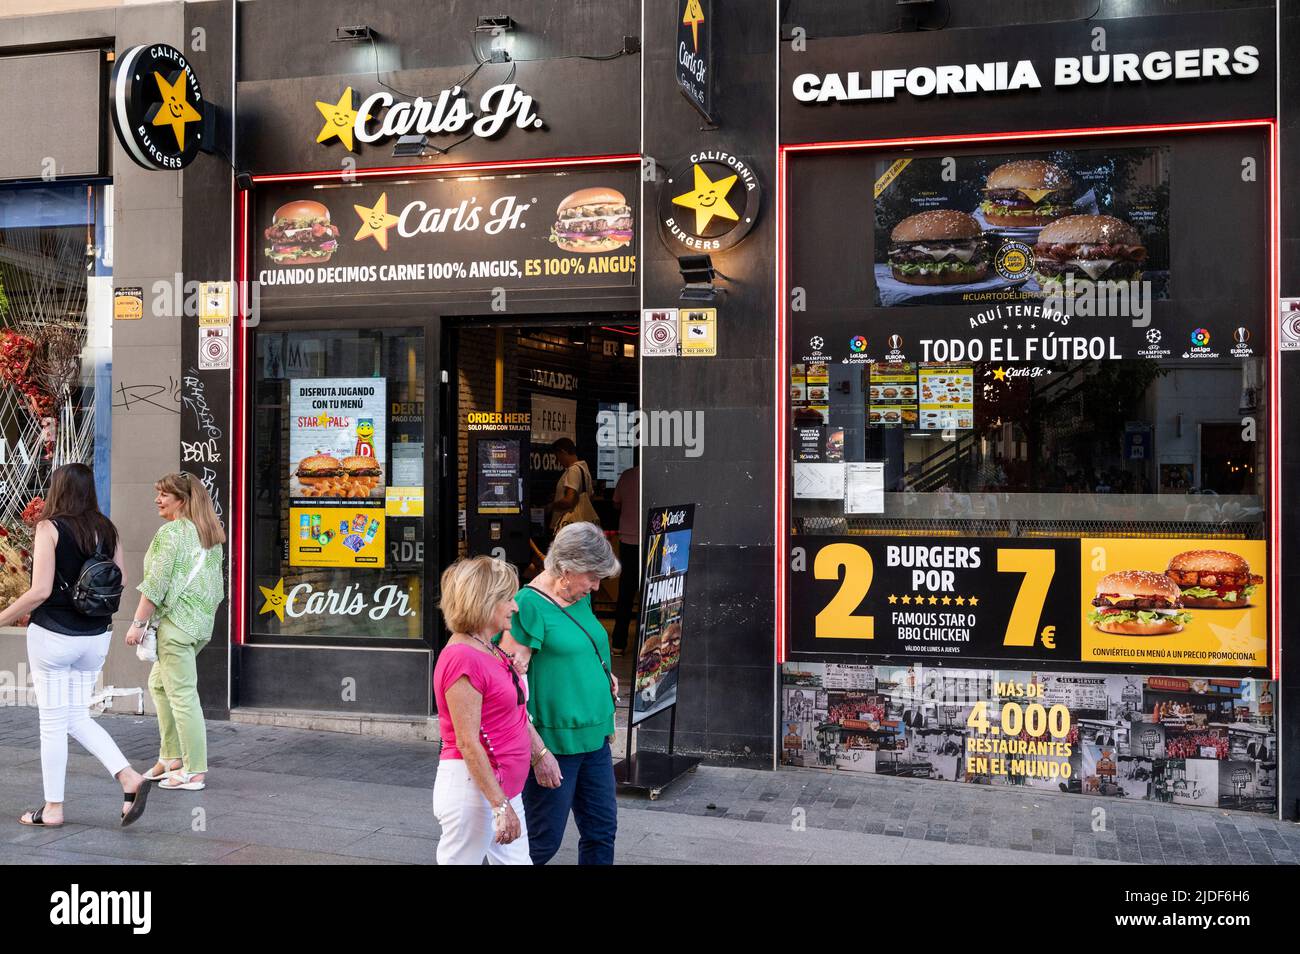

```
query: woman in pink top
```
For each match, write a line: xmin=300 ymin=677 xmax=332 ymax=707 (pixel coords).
xmin=433 ymin=556 xmax=562 ymax=865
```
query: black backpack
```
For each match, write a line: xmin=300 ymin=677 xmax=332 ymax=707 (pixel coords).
xmin=58 ymin=536 xmax=124 ymax=617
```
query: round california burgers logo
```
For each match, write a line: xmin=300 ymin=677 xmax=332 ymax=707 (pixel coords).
xmin=110 ymin=44 xmax=205 ymax=170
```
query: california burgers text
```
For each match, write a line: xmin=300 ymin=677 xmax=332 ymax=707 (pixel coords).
xmin=792 ymin=45 xmax=1260 ymax=102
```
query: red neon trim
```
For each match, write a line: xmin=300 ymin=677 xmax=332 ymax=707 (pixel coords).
xmin=782 ymin=119 xmax=1276 ymax=154
xmin=776 ymin=119 xmax=1280 ymax=679
xmin=249 ymin=153 xmax=640 ymax=185
xmin=599 ymin=325 xmax=638 ymax=336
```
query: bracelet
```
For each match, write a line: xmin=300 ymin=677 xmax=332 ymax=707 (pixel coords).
xmin=531 ymin=746 xmax=550 ymax=767
xmin=131 ymin=619 xmax=150 ymax=628
xmin=491 ymin=799 xmax=509 ymax=819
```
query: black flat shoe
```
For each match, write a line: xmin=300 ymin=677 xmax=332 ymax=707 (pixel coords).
xmin=120 ymin=780 xmax=152 ymax=828
xmin=19 ymin=806 xmax=63 ymax=828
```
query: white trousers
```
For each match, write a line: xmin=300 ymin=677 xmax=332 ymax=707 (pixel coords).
xmin=26 ymin=623 xmax=129 ymax=803
xmin=432 ymin=759 xmax=531 ymax=865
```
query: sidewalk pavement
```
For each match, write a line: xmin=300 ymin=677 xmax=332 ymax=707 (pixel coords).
xmin=1 ymin=707 xmax=1295 ymax=865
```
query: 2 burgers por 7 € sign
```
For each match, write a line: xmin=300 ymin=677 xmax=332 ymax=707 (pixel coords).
xmin=789 ymin=536 xmax=1267 ymax=671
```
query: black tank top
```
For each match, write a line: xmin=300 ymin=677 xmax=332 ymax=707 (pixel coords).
xmin=31 ymin=518 xmax=114 ymax=636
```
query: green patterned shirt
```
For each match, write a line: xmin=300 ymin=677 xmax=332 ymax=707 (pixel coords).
xmin=138 ymin=518 xmax=224 ymax=641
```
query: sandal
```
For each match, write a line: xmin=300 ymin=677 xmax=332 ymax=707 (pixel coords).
xmin=18 ymin=806 xmax=63 ymax=828
xmin=120 ymin=779 xmax=152 ymax=828
xmin=143 ymin=759 xmax=182 ymax=781
xmin=159 ymin=771 xmax=206 ymax=791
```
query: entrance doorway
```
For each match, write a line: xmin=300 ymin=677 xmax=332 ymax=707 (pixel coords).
xmin=442 ymin=316 xmax=641 ymax=676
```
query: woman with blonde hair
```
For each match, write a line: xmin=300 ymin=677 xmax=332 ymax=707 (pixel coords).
xmin=433 ymin=555 xmax=561 ymax=865
xmin=125 ymin=472 xmax=225 ymax=792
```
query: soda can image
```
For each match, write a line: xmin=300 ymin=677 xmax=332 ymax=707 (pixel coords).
xmin=310 ymin=514 xmax=322 ymax=536
xmin=316 ymin=530 xmax=334 ymax=546
xmin=299 ymin=514 xmax=311 ymax=540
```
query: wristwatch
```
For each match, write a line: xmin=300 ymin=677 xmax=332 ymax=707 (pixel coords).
xmin=131 ymin=619 xmax=150 ymax=628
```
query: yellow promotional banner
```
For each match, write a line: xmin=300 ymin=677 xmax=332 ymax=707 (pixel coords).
xmin=384 ymin=487 xmax=425 ymax=517
xmin=290 ymin=504 xmax=386 ymax=568
xmin=1080 ymin=538 xmax=1267 ymax=669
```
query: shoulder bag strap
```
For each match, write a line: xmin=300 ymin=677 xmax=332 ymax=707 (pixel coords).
xmin=526 ymin=585 xmax=616 ymax=698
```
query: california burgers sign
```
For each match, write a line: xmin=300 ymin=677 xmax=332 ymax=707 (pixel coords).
xmin=110 ymin=44 xmax=205 ymax=170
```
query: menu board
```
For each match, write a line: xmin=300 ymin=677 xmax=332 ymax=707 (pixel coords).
xmin=918 ymin=365 xmax=973 ymax=430
xmin=791 ymin=361 xmax=830 ymax=460
xmin=632 ymin=505 xmax=695 ymax=726
xmin=288 ymin=378 xmax=387 ymax=568
xmin=868 ymin=362 xmax=918 ymax=427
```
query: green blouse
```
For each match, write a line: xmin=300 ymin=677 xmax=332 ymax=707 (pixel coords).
xmin=138 ymin=518 xmax=224 ymax=642
xmin=509 ymin=587 xmax=615 ymax=755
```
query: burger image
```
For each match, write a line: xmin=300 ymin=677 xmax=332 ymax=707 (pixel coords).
xmin=549 ymin=187 xmax=633 ymax=253
xmin=1165 ymin=550 xmax=1263 ymax=608
xmin=1088 ymin=570 xmax=1192 ymax=635
xmin=868 ymin=411 xmax=882 ymax=424
xmin=264 ymin=200 xmax=341 ymax=265
xmin=659 ymin=622 xmax=682 ymax=670
xmin=979 ymin=160 xmax=1074 ymax=227
xmin=340 ymin=455 xmax=382 ymax=479
xmin=1033 ymin=214 xmax=1147 ymax=290
xmin=635 ymin=634 xmax=663 ymax=691
xmin=882 ymin=387 xmax=898 ymax=399
xmin=887 ymin=210 xmax=989 ymax=286
xmin=295 ymin=453 xmax=343 ymax=479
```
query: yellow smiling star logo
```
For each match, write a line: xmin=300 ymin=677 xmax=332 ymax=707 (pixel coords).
xmin=991 ymin=366 xmax=1007 ymax=382
xmin=1206 ymin=614 xmax=1266 ymax=661
xmin=316 ymin=88 xmax=368 ymax=152
xmin=258 ymin=578 xmax=287 ymax=622
xmin=354 ymin=193 xmax=400 ymax=251
xmin=672 ymin=164 xmax=739 ymax=235
xmin=151 ymin=71 xmax=202 ymax=150
xmin=682 ymin=0 xmax=706 ymax=52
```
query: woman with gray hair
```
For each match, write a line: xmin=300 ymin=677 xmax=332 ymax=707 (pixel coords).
xmin=499 ymin=521 xmax=621 ymax=864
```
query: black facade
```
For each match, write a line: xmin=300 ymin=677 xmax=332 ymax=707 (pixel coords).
xmin=145 ymin=0 xmax=1293 ymax=811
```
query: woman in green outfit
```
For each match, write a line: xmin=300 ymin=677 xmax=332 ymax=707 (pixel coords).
xmin=501 ymin=521 xmax=622 ymax=865
xmin=124 ymin=473 xmax=225 ymax=792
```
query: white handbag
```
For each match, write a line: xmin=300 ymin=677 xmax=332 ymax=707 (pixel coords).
xmin=136 ymin=550 xmax=207 ymax=663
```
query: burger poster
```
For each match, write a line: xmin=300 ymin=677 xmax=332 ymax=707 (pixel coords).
xmin=1081 ymin=539 xmax=1267 ymax=670
xmin=632 ymin=505 xmax=695 ymax=726
xmin=872 ymin=146 xmax=1169 ymax=308
xmin=288 ymin=377 xmax=388 ymax=568
xmin=788 ymin=534 xmax=1270 ymax=675
xmin=255 ymin=169 xmax=637 ymax=299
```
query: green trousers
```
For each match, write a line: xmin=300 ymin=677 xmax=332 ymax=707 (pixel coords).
xmin=148 ymin=618 xmax=210 ymax=774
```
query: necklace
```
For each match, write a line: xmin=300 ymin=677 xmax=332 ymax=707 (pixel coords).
xmin=461 ymin=631 xmax=502 ymax=658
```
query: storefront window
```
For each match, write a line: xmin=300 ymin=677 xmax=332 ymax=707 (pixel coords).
xmin=0 ymin=183 xmax=111 ymax=607
xmin=252 ymin=327 xmax=425 ymax=640
xmin=785 ymin=129 xmax=1273 ymax=676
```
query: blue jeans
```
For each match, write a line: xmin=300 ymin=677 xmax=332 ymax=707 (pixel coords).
xmin=522 ymin=742 xmax=617 ymax=865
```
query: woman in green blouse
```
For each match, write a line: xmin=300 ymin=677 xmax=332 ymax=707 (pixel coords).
xmin=501 ymin=521 xmax=622 ymax=865
xmin=125 ymin=473 xmax=225 ymax=792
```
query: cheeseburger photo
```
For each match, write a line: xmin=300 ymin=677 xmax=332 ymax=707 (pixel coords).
xmin=1088 ymin=570 xmax=1191 ymax=635
xmin=549 ymin=187 xmax=633 ymax=253
xmin=887 ymin=209 xmax=989 ymax=285
xmin=1165 ymin=550 xmax=1263 ymax=608
xmin=264 ymin=200 xmax=341 ymax=265
xmin=979 ymin=160 xmax=1074 ymax=227
xmin=1033 ymin=214 xmax=1147 ymax=289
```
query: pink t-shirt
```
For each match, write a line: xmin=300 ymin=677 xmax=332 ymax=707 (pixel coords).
xmin=434 ymin=643 xmax=532 ymax=798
